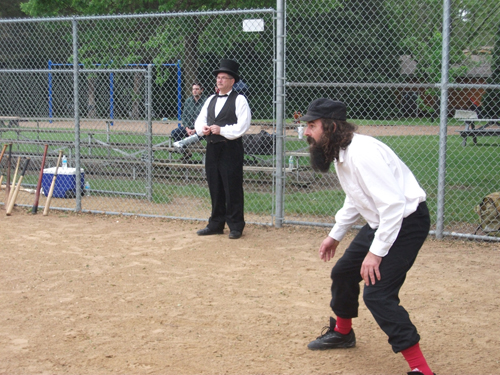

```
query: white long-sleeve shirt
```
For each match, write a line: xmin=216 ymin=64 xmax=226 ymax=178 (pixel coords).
xmin=329 ymin=133 xmax=426 ymax=257
xmin=194 ymin=90 xmax=251 ymax=140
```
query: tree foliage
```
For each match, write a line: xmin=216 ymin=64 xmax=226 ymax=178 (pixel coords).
xmin=20 ymin=0 xmax=275 ymax=17
xmin=20 ymin=0 xmax=275 ymax=102
xmin=285 ymin=0 xmax=404 ymax=119
xmin=481 ymin=21 xmax=500 ymax=118
xmin=14 ymin=0 xmax=500 ymax=120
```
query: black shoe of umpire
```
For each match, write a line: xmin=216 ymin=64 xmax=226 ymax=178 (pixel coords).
xmin=307 ymin=317 xmax=356 ymax=350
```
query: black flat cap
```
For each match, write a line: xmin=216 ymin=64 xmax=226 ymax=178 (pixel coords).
xmin=299 ymin=98 xmax=347 ymax=122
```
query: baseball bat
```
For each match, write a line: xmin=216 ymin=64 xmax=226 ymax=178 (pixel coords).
xmin=43 ymin=150 xmax=63 ymax=216
xmin=0 ymin=144 xmax=8 ymax=164
xmin=7 ymin=156 xmax=21 ymax=207
xmin=0 ymin=144 xmax=9 ymax=200
xmin=6 ymin=158 xmax=30 ymax=216
xmin=4 ymin=144 xmax=12 ymax=203
xmin=31 ymin=144 xmax=49 ymax=214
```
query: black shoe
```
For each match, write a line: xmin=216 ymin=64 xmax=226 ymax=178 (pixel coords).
xmin=228 ymin=230 xmax=242 ymax=239
xmin=197 ymin=227 xmax=223 ymax=236
xmin=407 ymin=372 xmax=437 ymax=375
xmin=307 ymin=317 xmax=356 ymax=350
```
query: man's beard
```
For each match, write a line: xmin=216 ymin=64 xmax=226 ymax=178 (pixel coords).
xmin=307 ymin=135 xmax=332 ymax=173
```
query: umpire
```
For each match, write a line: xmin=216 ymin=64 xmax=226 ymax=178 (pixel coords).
xmin=301 ymin=98 xmax=435 ymax=375
xmin=194 ymin=59 xmax=252 ymax=239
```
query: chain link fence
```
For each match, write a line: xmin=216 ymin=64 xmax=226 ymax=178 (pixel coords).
xmin=0 ymin=9 xmax=277 ymax=226
xmin=283 ymin=0 xmax=500 ymax=240
xmin=1 ymin=1 xmax=500 ymax=240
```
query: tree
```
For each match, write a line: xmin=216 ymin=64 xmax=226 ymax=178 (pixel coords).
xmin=481 ymin=22 xmax=500 ymax=118
xmin=20 ymin=0 xmax=276 ymax=118
xmin=285 ymin=0 xmax=404 ymax=119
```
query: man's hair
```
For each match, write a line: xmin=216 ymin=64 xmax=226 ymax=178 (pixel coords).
xmin=312 ymin=118 xmax=357 ymax=167
xmin=192 ymin=82 xmax=204 ymax=90
xmin=321 ymin=118 xmax=357 ymax=162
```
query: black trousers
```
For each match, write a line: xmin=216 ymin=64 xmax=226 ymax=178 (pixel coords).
xmin=330 ymin=202 xmax=430 ymax=353
xmin=205 ymin=138 xmax=245 ymax=233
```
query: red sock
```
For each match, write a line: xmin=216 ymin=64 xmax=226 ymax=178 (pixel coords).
xmin=401 ymin=343 xmax=433 ymax=375
xmin=334 ymin=316 xmax=352 ymax=335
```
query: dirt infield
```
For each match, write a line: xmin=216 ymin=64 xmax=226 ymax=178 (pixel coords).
xmin=1 ymin=208 xmax=499 ymax=375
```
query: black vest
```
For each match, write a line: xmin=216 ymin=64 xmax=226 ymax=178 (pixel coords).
xmin=206 ymin=90 xmax=239 ymax=143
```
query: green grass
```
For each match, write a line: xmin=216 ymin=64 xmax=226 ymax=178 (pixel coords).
xmin=354 ymin=118 xmax=465 ymax=127
xmin=283 ymin=134 xmax=500 ymax=225
xmin=381 ymin=134 xmax=500 ymax=225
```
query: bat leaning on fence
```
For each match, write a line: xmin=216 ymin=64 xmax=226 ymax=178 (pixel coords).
xmin=4 ymin=144 xmax=12 ymax=203
xmin=43 ymin=150 xmax=63 ymax=216
xmin=0 ymin=144 xmax=8 ymax=164
xmin=31 ymin=144 xmax=49 ymax=214
xmin=0 ymin=144 xmax=8 ymax=189
xmin=7 ymin=156 xmax=21 ymax=207
xmin=6 ymin=158 xmax=30 ymax=216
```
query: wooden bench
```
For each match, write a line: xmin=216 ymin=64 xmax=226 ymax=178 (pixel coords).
xmin=454 ymin=110 xmax=500 ymax=146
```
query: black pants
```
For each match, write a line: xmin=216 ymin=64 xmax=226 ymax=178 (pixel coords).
xmin=330 ymin=202 xmax=430 ymax=353
xmin=205 ymin=138 xmax=245 ymax=233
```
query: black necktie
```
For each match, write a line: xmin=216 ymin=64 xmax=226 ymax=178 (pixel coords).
xmin=217 ymin=94 xmax=228 ymax=98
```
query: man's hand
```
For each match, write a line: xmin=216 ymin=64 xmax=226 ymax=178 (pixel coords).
xmin=360 ymin=252 xmax=382 ymax=286
xmin=209 ymin=125 xmax=221 ymax=135
xmin=186 ymin=128 xmax=196 ymax=136
xmin=202 ymin=125 xmax=212 ymax=136
xmin=319 ymin=237 xmax=339 ymax=262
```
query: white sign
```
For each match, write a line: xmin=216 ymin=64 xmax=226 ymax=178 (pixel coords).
xmin=243 ymin=19 xmax=264 ymax=32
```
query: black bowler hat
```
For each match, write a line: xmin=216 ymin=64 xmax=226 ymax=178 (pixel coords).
xmin=299 ymin=98 xmax=347 ymax=122
xmin=213 ymin=59 xmax=240 ymax=83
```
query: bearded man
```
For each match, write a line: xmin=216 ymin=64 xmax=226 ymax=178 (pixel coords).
xmin=301 ymin=98 xmax=435 ymax=375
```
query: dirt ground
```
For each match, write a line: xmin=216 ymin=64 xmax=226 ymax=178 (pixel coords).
xmin=1 ymin=208 xmax=499 ymax=375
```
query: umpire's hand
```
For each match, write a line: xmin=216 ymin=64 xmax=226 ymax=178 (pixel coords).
xmin=202 ymin=125 xmax=212 ymax=136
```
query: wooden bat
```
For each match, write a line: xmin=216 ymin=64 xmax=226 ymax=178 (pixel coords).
xmin=4 ymin=144 xmax=12 ymax=203
xmin=31 ymin=144 xmax=49 ymax=214
xmin=0 ymin=144 xmax=8 ymax=164
xmin=0 ymin=144 xmax=9 ymax=202
xmin=43 ymin=150 xmax=63 ymax=216
xmin=7 ymin=156 xmax=21 ymax=207
xmin=6 ymin=158 xmax=30 ymax=216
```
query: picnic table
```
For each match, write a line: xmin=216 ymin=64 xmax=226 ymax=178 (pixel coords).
xmin=454 ymin=110 xmax=500 ymax=146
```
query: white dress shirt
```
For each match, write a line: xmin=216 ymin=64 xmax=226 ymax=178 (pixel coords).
xmin=194 ymin=90 xmax=252 ymax=140
xmin=329 ymin=133 xmax=426 ymax=257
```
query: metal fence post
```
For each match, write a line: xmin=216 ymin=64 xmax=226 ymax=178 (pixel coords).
xmin=177 ymin=60 xmax=182 ymax=129
xmin=275 ymin=0 xmax=285 ymax=228
xmin=48 ymin=60 xmax=53 ymax=123
xmin=73 ymin=17 xmax=82 ymax=211
xmin=109 ymin=71 xmax=114 ymax=126
xmin=146 ymin=64 xmax=153 ymax=202
xmin=436 ymin=0 xmax=451 ymax=239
